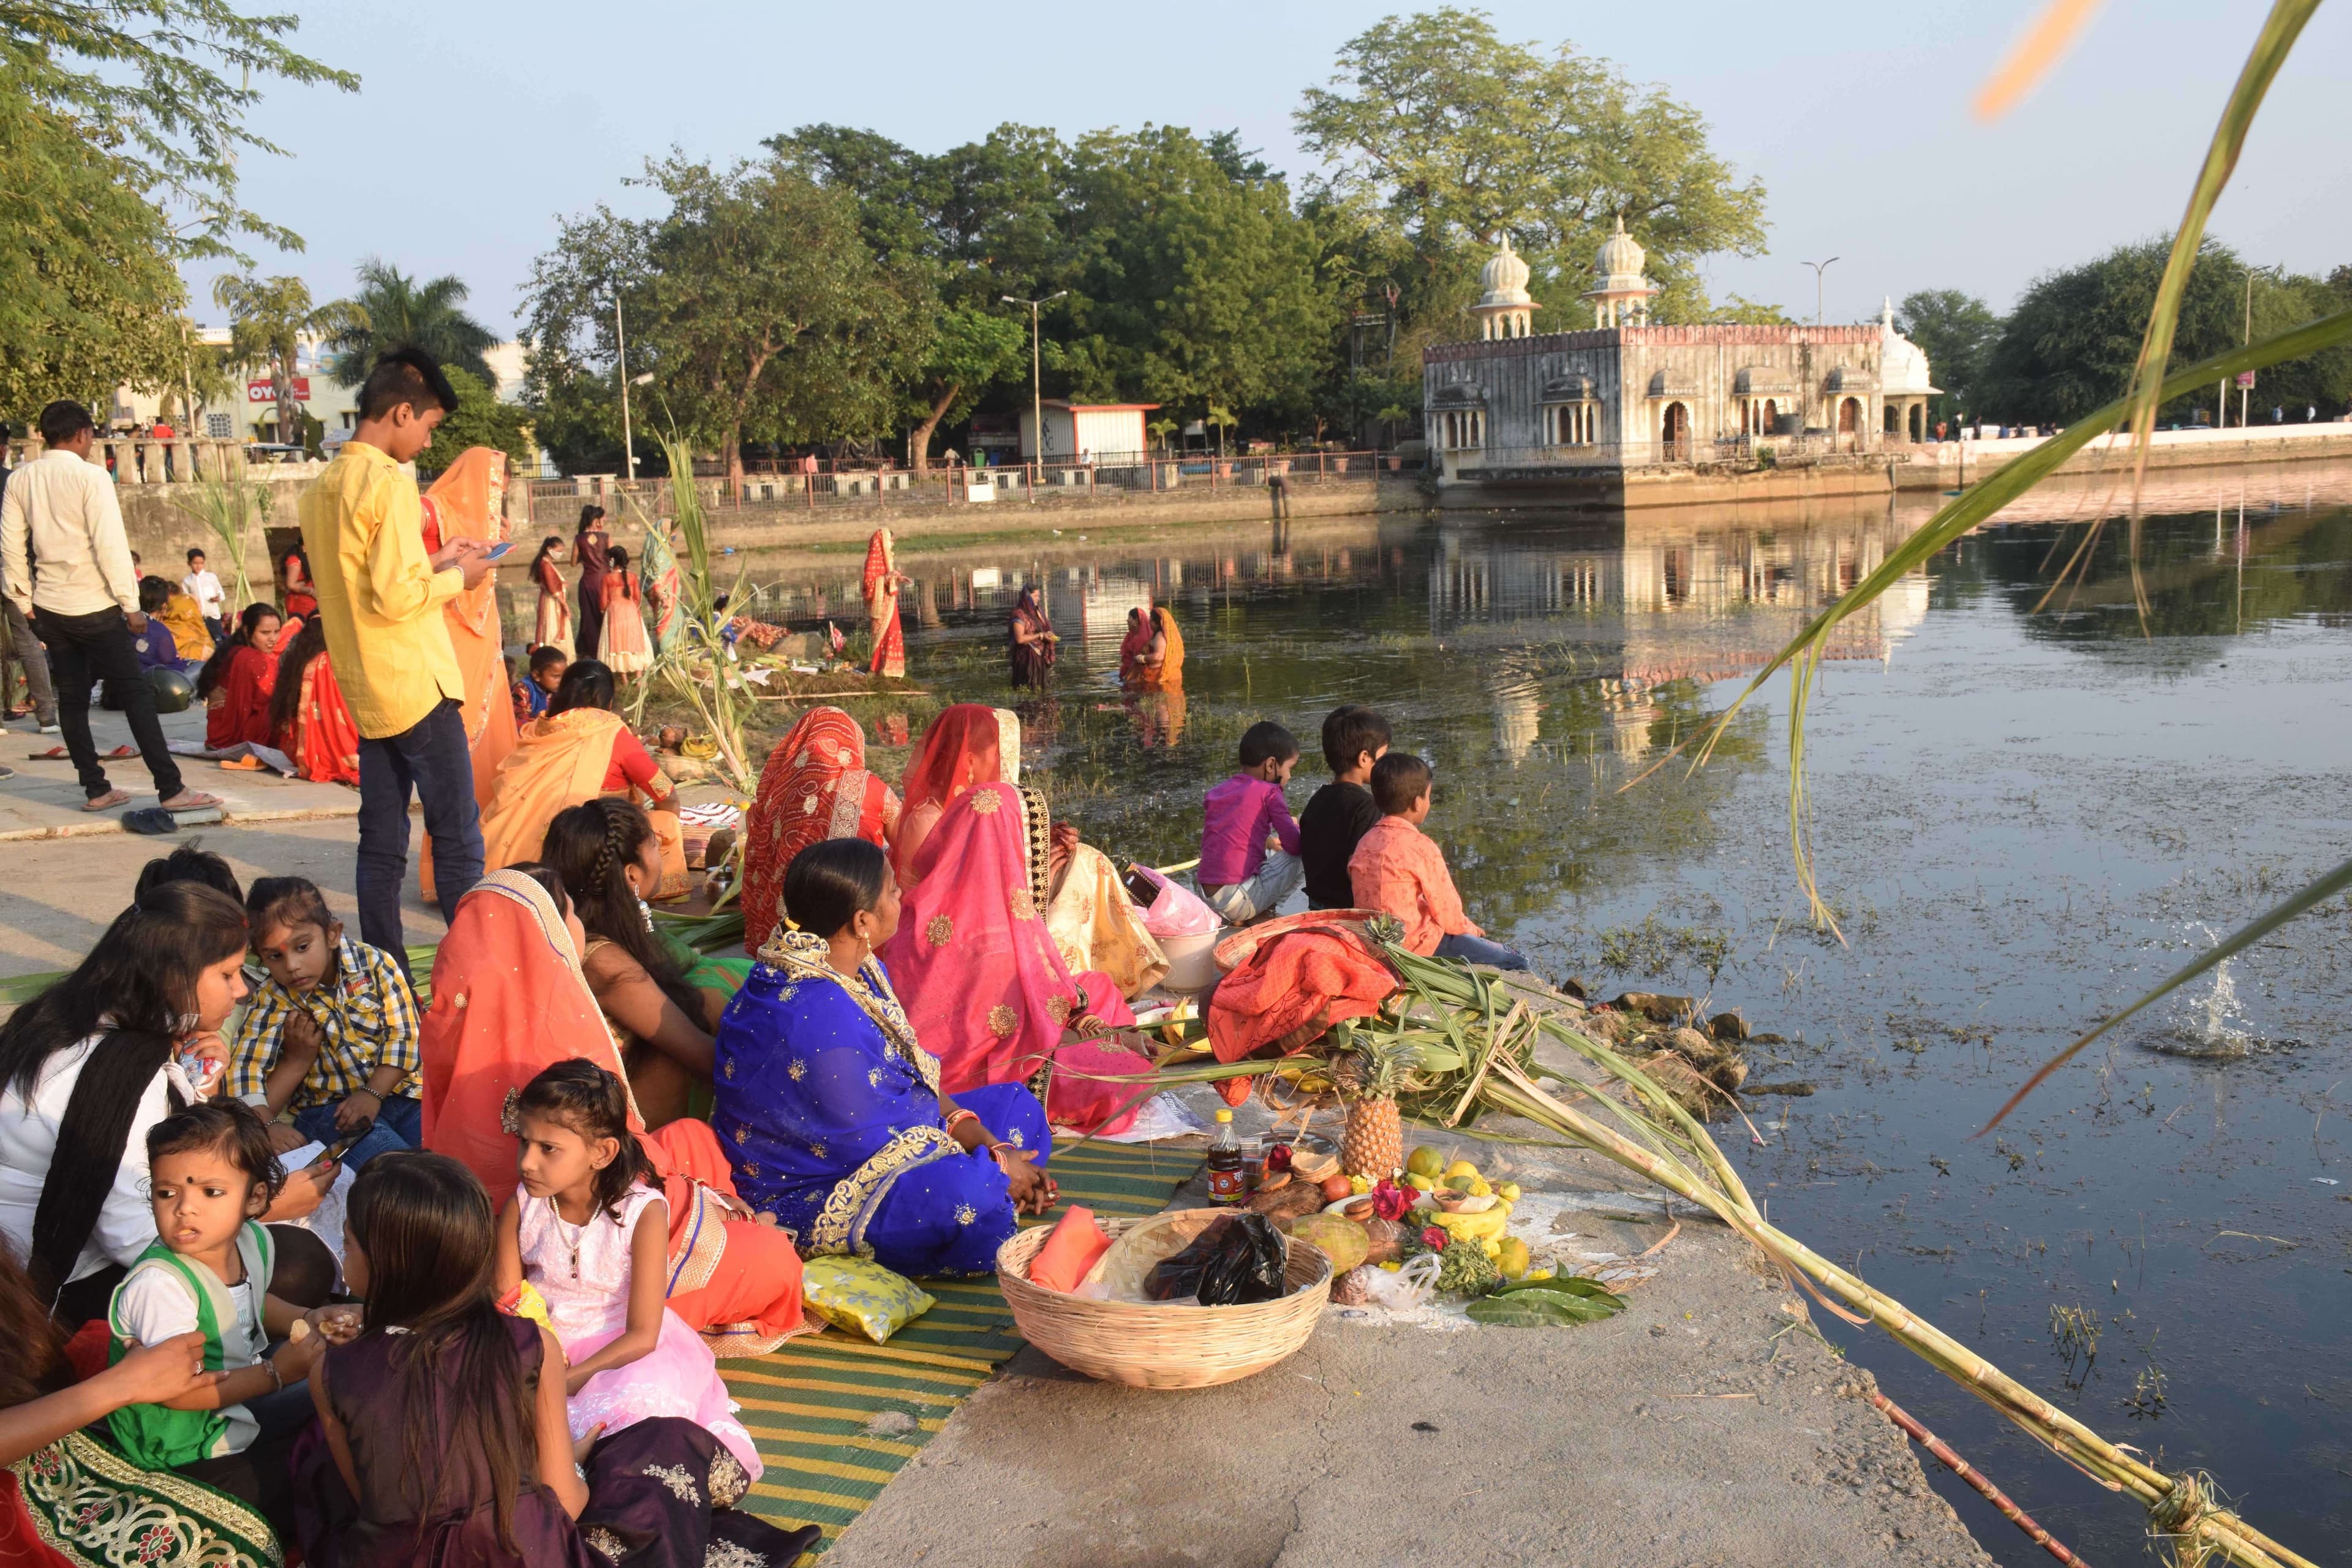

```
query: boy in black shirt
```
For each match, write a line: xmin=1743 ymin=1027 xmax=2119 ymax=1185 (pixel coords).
xmin=1298 ymin=704 xmax=1392 ymax=909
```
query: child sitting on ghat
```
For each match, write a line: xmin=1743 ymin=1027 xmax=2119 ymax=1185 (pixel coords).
xmin=107 ymin=1102 xmax=328 ymax=1532
xmin=1298 ymin=704 xmax=1390 ymax=911
xmin=1197 ymin=720 xmax=1304 ymax=925
xmin=1348 ymin=752 xmax=1528 ymax=971
xmin=228 ymin=876 xmax=424 ymax=1169
xmin=514 ymin=643 xmax=567 ymax=724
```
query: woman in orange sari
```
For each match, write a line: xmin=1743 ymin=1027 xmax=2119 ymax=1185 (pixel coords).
xmin=1135 ymin=603 xmax=1185 ymax=690
xmin=266 ymin=617 xmax=361 ymax=785
xmin=477 ymin=660 xmax=689 ymax=896
xmin=420 ymin=448 xmax=522 ymax=898
xmin=420 ymin=866 xmax=809 ymax=1354
xmin=889 ymin=703 xmax=1019 ymax=889
xmin=862 ymin=527 xmax=908 ymax=679
xmin=739 ymin=706 xmax=900 ymax=955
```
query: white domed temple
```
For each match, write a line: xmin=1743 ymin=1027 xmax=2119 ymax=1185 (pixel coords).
xmin=1423 ymin=225 xmax=1937 ymax=506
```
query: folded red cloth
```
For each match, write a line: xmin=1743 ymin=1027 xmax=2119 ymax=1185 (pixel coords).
xmin=1207 ymin=924 xmax=1399 ymax=1101
xmin=1028 ymin=1204 xmax=1113 ymax=1293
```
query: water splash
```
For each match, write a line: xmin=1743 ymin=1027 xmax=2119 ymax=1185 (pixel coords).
xmin=2139 ymin=922 xmax=2256 ymax=1060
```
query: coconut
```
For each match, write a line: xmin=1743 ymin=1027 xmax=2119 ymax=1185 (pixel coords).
xmin=1287 ymin=1213 xmax=1371 ymax=1273
xmin=1330 ymin=1265 xmax=1373 ymax=1306
xmin=1362 ymin=1216 xmax=1405 ymax=1265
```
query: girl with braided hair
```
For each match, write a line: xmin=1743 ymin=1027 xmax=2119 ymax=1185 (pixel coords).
xmin=543 ymin=800 xmax=747 ymax=1131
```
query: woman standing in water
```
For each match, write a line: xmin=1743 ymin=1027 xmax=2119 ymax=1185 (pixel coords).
xmin=862 ymin=527 xmax=908 ymax=679
xmin=1007 ymin=587 xmax=1056 ymax=687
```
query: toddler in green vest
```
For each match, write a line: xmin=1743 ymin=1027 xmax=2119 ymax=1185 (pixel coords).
xmin=107 ymin=1101 xmax=329 ymax=1520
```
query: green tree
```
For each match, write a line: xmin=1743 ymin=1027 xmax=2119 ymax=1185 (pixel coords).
xmin=1055 ymin=126 xmax=1340 ymax=434
xmin=1979 ymin=239 xmax=2352 ymax=426
xmin=772 ymin=122 xmax=1059 ymax=468
xmin=0 ymin=72 xmax=186 ymax=418
xmin=1894 ymin=289 xmax=2000 ymax=424
xmin=327 ymin=258 xmax=498 ymax=390
xmin=524 ymin=156 xmax=925 ymax=488
xmin=211 ymin=273 xmax=366 ymax=444
xmin=2 ymin=1 xmax=355 ymax=261
xmin=1294 ymin=8 xmax=1766 ymax=327
xmin=1707 ymin=293 xmax=1796 ymax=325
xmin=415 ymin=366 xmax=532 ymax=478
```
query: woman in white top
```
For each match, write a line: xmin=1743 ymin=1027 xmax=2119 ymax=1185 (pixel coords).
xmin=0 ymin=878 xmax=333 ymax=1326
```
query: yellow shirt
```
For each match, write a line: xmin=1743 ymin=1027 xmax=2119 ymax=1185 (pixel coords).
xmin=298 ymin=441 xmax=464 ymax=739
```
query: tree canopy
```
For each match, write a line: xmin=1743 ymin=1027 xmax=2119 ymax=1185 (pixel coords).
xmin=417 ymin=366 xmax=533 ymax=479
xmin=211 ymin=273 xmax=364 ymax=441
xmin=329 ymin=259 xmax=499 ymax=390
xmin=1895 ymin=290 xmax=2000 ymax=424
xmin=1294 ymin=7 xmax=1767 ymax=326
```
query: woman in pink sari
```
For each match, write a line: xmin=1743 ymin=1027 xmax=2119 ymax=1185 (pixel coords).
xmin=878 ymin=782 xmax=1156 ymax=1133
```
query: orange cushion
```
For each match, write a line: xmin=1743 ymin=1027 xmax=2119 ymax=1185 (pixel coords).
xmin=1028 ymin=1205 xmax=1112 ymax=1293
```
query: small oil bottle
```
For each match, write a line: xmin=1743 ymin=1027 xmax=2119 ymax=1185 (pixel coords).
xmin=1206 ymin=1109 xmax=1245 ymax=1204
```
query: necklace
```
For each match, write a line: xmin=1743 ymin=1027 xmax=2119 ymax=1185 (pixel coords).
xmin=549 ymin=1198 xmax=589 ymax=1281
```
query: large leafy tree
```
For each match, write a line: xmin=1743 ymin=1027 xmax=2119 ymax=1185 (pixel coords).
xmin=1979 ymin=239 xmax=2352 ymax=425
xmin=0 ymin=73 xmax=186 ymax=417
xmin=328 ymin=258 xmax=498 ymax=390
xmin=416 ymin=366 xmax=532 ymax=479
xmin=1 ymin=1 xmax=348 ymax=419
xmin=1294 ymin=7 xmax=1766 ymax=327
xmin=211 ymin=273 xmax=366 ymax=442
xmin=523 ymin=156 xmax=927 ymax=487
xmin=1894 ymin=290 xmax=2001 ymax=425
xmin=1057 ymin=126 xmax=1340 ymax=429
xmin=1 ymin=1 xmax=354 ymax=260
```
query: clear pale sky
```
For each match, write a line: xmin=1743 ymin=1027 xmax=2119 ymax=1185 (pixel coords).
xmin=187 ymin=0 xmax=2352 ymax=338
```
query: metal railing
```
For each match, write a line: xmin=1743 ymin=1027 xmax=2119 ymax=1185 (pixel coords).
xmin=528 ymin=449 xmax=1421 ymax=520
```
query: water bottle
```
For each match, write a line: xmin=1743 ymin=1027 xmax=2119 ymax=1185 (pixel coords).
xmin=1206 ymin=1110 xmax=1245 ymax=1205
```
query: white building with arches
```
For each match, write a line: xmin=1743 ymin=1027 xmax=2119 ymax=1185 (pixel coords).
xmin=1423 ymin=225 xmax=1937 ymax=495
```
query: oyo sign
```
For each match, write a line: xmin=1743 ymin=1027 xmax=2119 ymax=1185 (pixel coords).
xmin=248 ymin=377 xmax=311 ymax=402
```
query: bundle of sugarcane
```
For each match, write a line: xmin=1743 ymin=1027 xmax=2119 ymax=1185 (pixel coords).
xmin=1113 ymin=943 xmax=2309 ymax=1568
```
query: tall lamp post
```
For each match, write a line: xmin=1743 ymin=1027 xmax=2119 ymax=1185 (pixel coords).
xmin=1800 ymin=257 xmax=1839 ymax=327
xmin=1001 ymin=291 xmax=1068 ymax=470
xmin=614 ymin=296 xmax=638 ymax=483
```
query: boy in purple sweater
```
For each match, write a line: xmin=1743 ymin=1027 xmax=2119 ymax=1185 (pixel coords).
xmin=1198 ymin=721 xmax=1304 ymax=925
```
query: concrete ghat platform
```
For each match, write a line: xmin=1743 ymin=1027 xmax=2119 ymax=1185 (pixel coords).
xmin=0 ymin=707 xmax=360 ymax=842
xmin=823 ymin=1139 xmax=1995 ymax=1568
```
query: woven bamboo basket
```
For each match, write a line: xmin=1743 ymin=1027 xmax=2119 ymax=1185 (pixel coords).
xmin=996 ymin=1211 xmax=1333 ymax=1389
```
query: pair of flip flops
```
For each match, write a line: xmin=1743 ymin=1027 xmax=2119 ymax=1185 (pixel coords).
xmin=31 ymin=744 xmax=136 ymax=761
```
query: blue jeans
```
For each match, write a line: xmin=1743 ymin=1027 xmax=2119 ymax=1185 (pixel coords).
xmin=289 ymin=1091 xmax=421 ymax=1170
xmin=356 ymin=698 xmax=483 ymax=979
xmin=1434 ymin=931 xmax=1530 ymax=971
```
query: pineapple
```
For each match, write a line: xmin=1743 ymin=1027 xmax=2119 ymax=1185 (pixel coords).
xmin=1335 ymin=1047 xmax=1404 ymax=1179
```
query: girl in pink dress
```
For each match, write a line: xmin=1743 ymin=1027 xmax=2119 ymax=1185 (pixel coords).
xmin=493 ymin=1060 xmax=760 ymax=1480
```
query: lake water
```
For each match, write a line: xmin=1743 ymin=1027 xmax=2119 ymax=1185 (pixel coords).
xmin=728 ymin=467 xmax=2352 ymax=1564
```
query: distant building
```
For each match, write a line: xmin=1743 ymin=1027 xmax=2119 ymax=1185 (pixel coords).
xmin=1422 ymin=222 xmax=1937 ymax=489
xmin=114 ymin=335 xmax=535 ymax=454
xmin=1017 ymin=400 xmax=1161 ymax=462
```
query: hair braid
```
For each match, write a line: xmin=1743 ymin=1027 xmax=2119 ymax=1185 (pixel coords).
xmin=593 ymin=799 xmax=628 ymax=900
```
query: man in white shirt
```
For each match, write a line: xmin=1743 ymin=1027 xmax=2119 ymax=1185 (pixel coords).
xmin=181 ymin=546 xmax=227 ymax=639
xmin=0 ymin=401 xmax=221 ymax=813
xmin=0 ymin=451 xmax=58 ymax=734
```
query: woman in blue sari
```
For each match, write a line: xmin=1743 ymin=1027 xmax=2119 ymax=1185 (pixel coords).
xmin=711 ymin=839 xmax=1055 ymax=1277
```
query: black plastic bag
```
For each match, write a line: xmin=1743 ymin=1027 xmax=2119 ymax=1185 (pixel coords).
xmin=1145 ymin=1213 xmax=1288 ymax=1305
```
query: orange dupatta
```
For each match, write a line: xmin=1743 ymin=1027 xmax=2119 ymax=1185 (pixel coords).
xmin=420 ymin=449 xmax=520 ymax=899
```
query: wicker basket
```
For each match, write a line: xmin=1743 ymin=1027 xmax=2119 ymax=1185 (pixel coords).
xmin=996 ymin=1210 xmax=1333 ymax=1389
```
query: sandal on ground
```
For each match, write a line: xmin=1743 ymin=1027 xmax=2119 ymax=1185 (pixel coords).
xmin=159 ymin=791 xmax=224 ymax=812
xmin=81 ymin=789 xmax=131 ymax=812
xmin=217 ymin=755 xmax=265 ymax=771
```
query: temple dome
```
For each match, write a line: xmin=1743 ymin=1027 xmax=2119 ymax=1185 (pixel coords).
xmin=1595 ymin=216 xmax=1645 ymax=282
xmin=1478 ymin=238 xmax=1534 ymax=307
xmin=1878 ymin=298 xmax=1936 ymax=396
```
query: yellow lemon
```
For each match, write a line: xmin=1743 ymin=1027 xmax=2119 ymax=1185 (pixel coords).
xmin=1496 ymin=1238 xmax=1531 ymax=1278
xmin=1444 ymin=1159 xmax=1480 ymax=1183
xmin=1405 ymin=1147 xmax=1444 ymax=1179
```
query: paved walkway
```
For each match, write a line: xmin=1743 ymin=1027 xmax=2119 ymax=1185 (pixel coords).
xmin=0 ymin=707 xmax=361 ymax=842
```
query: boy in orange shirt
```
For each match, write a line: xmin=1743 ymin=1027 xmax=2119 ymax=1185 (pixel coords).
xmin=1347 ymin=752 xmax=1528 ymax=970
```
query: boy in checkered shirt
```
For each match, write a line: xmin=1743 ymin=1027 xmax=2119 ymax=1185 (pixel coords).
xmin=229 ymin=876 xmax=421 ymax=1168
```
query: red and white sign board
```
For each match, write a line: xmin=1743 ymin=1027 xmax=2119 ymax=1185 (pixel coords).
xmin=247 ymin=377 xmax=311 ymax=402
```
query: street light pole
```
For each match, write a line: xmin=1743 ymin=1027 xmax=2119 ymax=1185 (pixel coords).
xmin=1801 ymin=257 xmax=1839 ymax=327
xmin=1002 ymin=291 xmax=1068 ymax=470
xmin=615 ymin=296 xmax=636 ymax=484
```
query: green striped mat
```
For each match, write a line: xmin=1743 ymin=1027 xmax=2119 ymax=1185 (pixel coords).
xmin=720 ymin=1139 xmax=1204 ymax=1554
